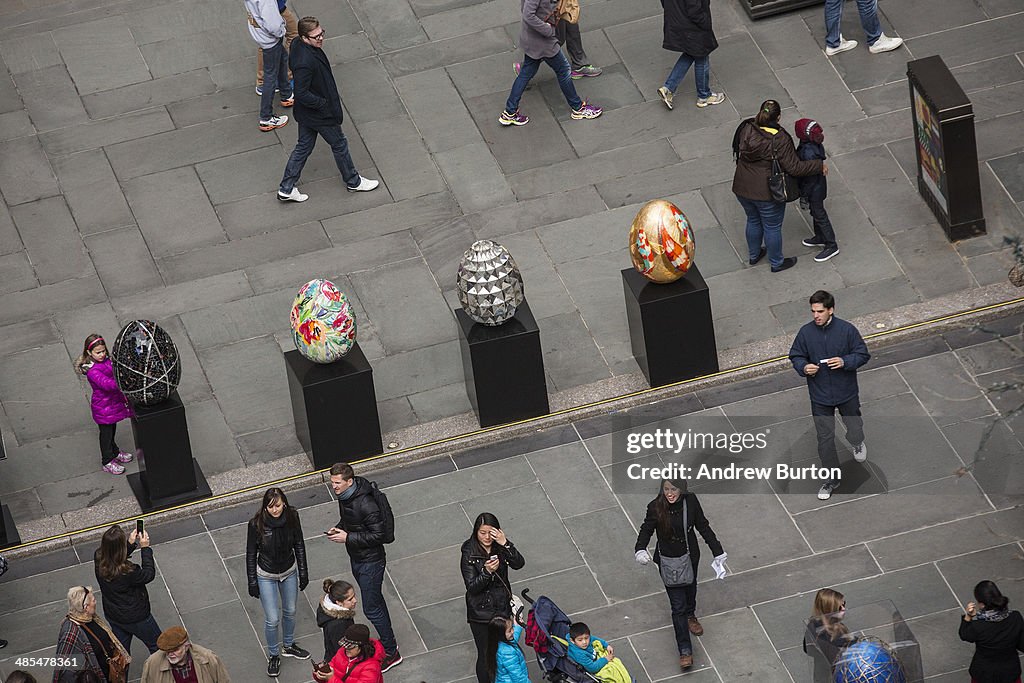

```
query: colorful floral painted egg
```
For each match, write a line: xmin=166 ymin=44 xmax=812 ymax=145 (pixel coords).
xmin=628 ymin=199 xmax=696 ymax=283
xmin=290 ymin=279 xmax=356 ymax=363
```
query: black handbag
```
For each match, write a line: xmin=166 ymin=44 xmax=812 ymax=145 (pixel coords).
xmin=768 ymin=136 xmax=800 ymax=203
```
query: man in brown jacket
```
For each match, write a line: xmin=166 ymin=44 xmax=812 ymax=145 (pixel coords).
xmin=140 ymin=626 xmax=231 ymax=683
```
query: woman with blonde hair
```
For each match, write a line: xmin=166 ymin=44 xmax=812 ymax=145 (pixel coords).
xmin=803 ymin=588 xmax=851 ymax=681
xmin=53 ymin=586 xmax=130 ymax=683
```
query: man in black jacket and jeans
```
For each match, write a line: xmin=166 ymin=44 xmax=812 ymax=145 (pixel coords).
xmin=789 ymin=290 xmax=870 ymax=501
xmin=326 ymin=462 xmax=401 ymax=672
xmin=277 ymin=16 xmax=378 ymax=202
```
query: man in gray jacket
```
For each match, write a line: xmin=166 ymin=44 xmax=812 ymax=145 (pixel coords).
xmin=499 ymin=0 xmax=602 ymax=126
xmin=244 ymin=0 xmax=292 ymax=131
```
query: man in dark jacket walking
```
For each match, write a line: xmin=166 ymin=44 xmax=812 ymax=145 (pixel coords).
xmin=657 ymin=0 xmax=725 ymax=110
xmin=789 ymin=291 xmax=870 ymax=500
xmin=277 ymin=16 xmax=378 ymax=202
xmin=326 ymin=462 xmax=401 ymax=672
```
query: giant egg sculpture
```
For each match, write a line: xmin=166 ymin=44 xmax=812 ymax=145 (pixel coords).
xmin=290 ymin=278 xmax=357 ymax=363
xmin=628 ymin=199 xmax=696 ymax=283
xmin=111 ymin=320 xmax=181 ymax=405
xmin=456 ymin=240 xmax=525 ymax=326
xmin=834 ymin=638 xmax=906 ymax=683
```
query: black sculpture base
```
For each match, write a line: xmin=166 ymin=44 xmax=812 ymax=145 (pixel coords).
xmin=128 ymin=391 xmax=212 ymax=513
xmin=285 ymin=343 xmax=383 ymax=470
xmin=622 ymin=265 xmax=720 ymax=388
xmin=0 ymin=503 xmax=21 ymax=549
xmin=741 ymin=0 xmax=823 ymax=19
xmin=456 ymin=300 xmax=550 ymax=428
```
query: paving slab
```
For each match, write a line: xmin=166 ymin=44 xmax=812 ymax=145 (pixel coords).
xmin=51 ymin=15 xmax=152 ymax=94
xmin=0 ymin=135 xmax=59 ymax=206
xmin=83 ymin=226 xmax=162 ymax=297
xmin=11 ymin=196 xmax=93 ymax=285
xmin=124 ymin=166 xmax=227 ymax=257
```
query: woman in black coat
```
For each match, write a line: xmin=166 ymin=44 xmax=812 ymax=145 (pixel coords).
xmin=93 ymin=524 xmax=161 ymax=655
xmin=959 ymin=580 xmax=1024 ymax=683
xmin=634 ymin=479 xmax=726 ymax=672
xmin=460 ymin=512 xmax=525 ymax=683
xmin=656 ymin=0 xmax=725 ymax=111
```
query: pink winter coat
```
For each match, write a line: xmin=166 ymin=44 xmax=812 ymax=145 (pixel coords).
xmin=85 ymin=358 xmax=133 ymax=424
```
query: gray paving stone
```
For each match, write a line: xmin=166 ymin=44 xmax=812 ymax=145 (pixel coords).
xmin=198 ymin=335 xmax=293 ymax=435
xmin=349 ymin=0 xmax=428 ymax=51
xmin=84 ymin=226 xmax=162 ymax=297
xmin=411 ymin=212 xmax=477 ymax=292
xmin=771 ymin=276 xmax=919 ymax=335
xmin=39 ymin=106 xmax=175 ymax=157
xmin=564 ymin=506 xmax=665 ymax=600
xmin=0 ymin=343 xmax=93 ymax=443
xmin=715 ymin=305 xmax=788 ymax=348
xmin=0 ymin=318 xmax=57 ymax=352
xmin=193 ymin=145 xmax=284 ymax=205
xmin=0 ymin=251 xmax=35 ymax=294
xmin=905 ymin=11 xmax=1024 ymax=68
xmin=419 ymin=0 xmax=519 ymax=41
xmin=141 ymin=26 xmax=252 ymax=79
xmin=0 ymin=109 xmax=32 ymax=141
xmin=603 ymin=15 xmax=676 ymax=100
xmin=538 ymin=310 xmax=612 ymax=392
xmin=359 ymin=115 xmax=446 ymax=201
xmin=831 ymin=147 xmax=938 ymax=234
xmin=537 ymin=203 xmax=636 ymax=263
xmin=778 ymin=60 xmax=866 ymax=125
xmin=122 ymin=0 xmax=242 ymax=45
xmin=110 ymin=270 xmax=253 ymax=320
xmin=406 ymin=381 xmax=472 ymax=422
xmin=158 ymin=222 xmax=330 ymax=285
xmin=124 ymin=166 xmax=227 ymax=257
xmin=321 ymin=32 xmax=376 ymax=65
xmin=487 ymin=229 xmax=575 ymax=320
xmin=81 ymin=68 xmax=216 ymax=119
xmin=394 ymin=68 xmax=484 ymax=154
xmin=445 ymin=47 xmax=521 ymax=100
xmin=469 ymin=186 xmax=605 ymax=240
xmin=975 ymin=111 xmax=1024 ymax=161
xmin=180 ymin=600 xmax=269 ymax=679
xmin=711 ymin=32 xmax=793 ymax=116
xmin=332 ymin=57 xmax=406 ymax=125
xmin=51 ymin=149 xmax=136 ymax=235
xmin=0 ymin=32 xmax=62 ymax=74
xmin=700 ymin=608 xmax=792 ymax=682
xmin=0 ymin=135 xmax=59 ymax=205
xmin=554 ymin=249 xmax=631 ymax=343
xmin=165 ymin=83 xmax=260 ymax=129
xmin=538 ymin=62 xmax=644 ymax=120
xmin=11 ymin=196 xmax=93 ymax=285
xmin=105 ymin=113 xmax=276 ymax=180
xmin=989 ymin=151 xmax=1024 ymax=204
xmin=0 ymin=69 xmax=21 ymax=115
xmin=825 ymin=110 xmax=910 ymax=156
xmin=596 ymin=151 xmax=736 ymax=209
xmin=180 ymin=287 xmax=294 ymax=350
xmin=883 ymin=0 xmax=988 ymax=36
xmin=434 ymin=141 xmax=515 ymax=212
xmin=881 ymin=225 xmax=978 ymax=299
xmin=52 ymin=15 xmax=152 ymax=94
xmin=383 ymin=26 xmax=510 ymax=78
xmin=323 ymin=191 xmax=462 ymax=245
xmin=236 ymin=425 xmax=305 ymax=466
xmin=207 ymin=55 xmax=259 ymax=90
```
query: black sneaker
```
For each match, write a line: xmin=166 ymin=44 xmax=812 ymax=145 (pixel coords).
xmin=802 ymin=236 xmax=825 ymax=247
xmin=749 ymin=246 xmax=767 ymax=265
xmin=771 ymin=256 xmax=798 ymax=273
xmin=814 ymin=246 xmax=839 ymax=262
xmin=282 ymin=643 xmax=311 ymax=660
xmin=817 ymin=481 xmax=839 ymax=500
xmin=381 ymin=650 xmax=403 ymax=672
xmin=0 ymin=639 xmax=7 ymax=649
xmin=267 ymin=655 xmax=281 ymax=677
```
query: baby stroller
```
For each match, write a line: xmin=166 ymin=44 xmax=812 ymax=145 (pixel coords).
xmin=520 ymin=589 xmax=600 ymax=683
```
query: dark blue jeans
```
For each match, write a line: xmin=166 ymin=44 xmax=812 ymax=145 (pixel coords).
xmin=665 ymin=563 xmax=699 ymax=655
xmin=808 ymin=199 xmax=837 ymax=249
xmin=351 ymin=558 xmax=397 ymax=654
xmin=738 ymin=196 xmax=787 ymax=268
xmin=811 ymin=396 xmax=863 ymax=481
xmin=505 ymin=51 xmax=582 ymax=114
xmin=259 ymin=39 xmax=292 ymax=121
xmin=110 ymin=613 xmax=162 ymax=657
xmin=280 ymin=122 xmax=360 ymax=193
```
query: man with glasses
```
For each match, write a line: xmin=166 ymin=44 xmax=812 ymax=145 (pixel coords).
xmin=277 ymin=16 xmax=379 ymax=202
xmin=140 ymin=626 xmax=231 ymax=683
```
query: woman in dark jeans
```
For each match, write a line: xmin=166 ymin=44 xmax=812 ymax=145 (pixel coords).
xmin=93 ymin=524 xmax=161 ymax=657
xmin=460 ymin=512 xmax=525 ymax=683
xmin=732 ymin=99 xmax=825 ymax=273
xmin=959 ymin=580 xmax=1024 ymax=683
xmin=635 ymin=479 xmax=725 ymax=672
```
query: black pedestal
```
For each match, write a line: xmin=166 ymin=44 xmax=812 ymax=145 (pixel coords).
xmin=622 ymin=264 xmax=720 ymax=388
xmin=0 ymin=502 xmax=21 ymax=549
xmin=456 ymin=300 xmax=550 ymax=428
xmin=127 ymin=391 xmax=212 ymax=513
xmin=285 ymin=343 xmax=383 ymax=470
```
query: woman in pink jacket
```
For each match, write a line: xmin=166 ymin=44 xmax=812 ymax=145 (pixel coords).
xmin=75 ymin=334 xmax=135 ymax=475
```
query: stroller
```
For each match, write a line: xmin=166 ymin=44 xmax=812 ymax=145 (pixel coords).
xmin=520 ymin=589 xmax=600 ymax=683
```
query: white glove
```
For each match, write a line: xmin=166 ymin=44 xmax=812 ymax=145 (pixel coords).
xmin=711 ymin=552 xmax=728 ymax=579
xmin=635 ymin=550 xmax=651 ymax=566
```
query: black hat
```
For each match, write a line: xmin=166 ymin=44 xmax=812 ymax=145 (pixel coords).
xmin=338 ymin=623 xmax=371 ymax=649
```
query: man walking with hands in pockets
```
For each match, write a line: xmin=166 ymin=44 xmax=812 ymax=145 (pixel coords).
xmin=789 ymin=291 xmax=870 ymax=501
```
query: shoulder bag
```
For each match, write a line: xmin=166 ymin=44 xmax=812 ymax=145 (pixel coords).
xmin=81 ymin=621 xmax=129 ymax=683
xmin=658 ymin=500 xmax=695 ymax=587
xmin=768 ymin=135 xmax=801 ymax=203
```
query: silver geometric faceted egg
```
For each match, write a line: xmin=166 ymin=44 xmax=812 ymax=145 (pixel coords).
xmin=456 ymin=239 xmax=525 ymax=326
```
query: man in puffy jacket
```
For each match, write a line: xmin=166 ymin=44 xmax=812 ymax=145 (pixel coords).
xmin=277 ymin=16 xmax=378 ymax=202
xmin=789 ymin=290 xmax=870 ymax=501
xmin=326 ymin=463 xmax=401 ymax=672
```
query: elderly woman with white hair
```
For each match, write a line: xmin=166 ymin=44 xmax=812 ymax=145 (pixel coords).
xmin=53 ymin=585 xmax=130 ymax=683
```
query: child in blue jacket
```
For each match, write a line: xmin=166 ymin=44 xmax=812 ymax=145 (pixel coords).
xmin=487 ymin=615 xmax=531 ymax=683
xmin=795 ymin=118 xmax=839 ymax=263
xmin=566 ymin=622 xmax=633 ymax=683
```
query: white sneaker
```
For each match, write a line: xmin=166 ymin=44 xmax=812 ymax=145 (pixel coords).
xmin=696 ymin=92 xmax=726 ymax=108
xmin=347 ymin=176 xmax=379 ymax=192
xmin=277 ymin=187 xmax=309 ymax=202
xmin=824 ymin=35 xmax=858 ymax=56
xmin=852 ymin=442 xmax=867 ymax=462
xmin=868 ymin=33 xmax=903 ymax=54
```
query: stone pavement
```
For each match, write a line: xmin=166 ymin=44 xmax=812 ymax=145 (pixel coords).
xmin=1 ymin=0 xmax=1024 ymax=533
xmin=1 ymin=310 xmax=1022 ymax=682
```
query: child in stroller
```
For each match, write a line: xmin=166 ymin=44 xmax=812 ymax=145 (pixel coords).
xmin=521 ymin=590 xmax=634 ymax=683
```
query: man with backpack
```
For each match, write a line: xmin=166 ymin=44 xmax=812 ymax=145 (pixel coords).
xmin=326 ymin=462 xmax=402 ymax=672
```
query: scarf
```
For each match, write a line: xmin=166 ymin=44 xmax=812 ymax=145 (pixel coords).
xmin=976 ymin=608 xmax=1011 ymax=622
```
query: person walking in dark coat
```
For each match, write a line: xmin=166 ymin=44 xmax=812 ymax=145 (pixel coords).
xmin=789 ymin=290 xmax=870 ymax=501
xmin=731 ymin=100 xmax=825 ymax=273
xmin=93 ymin=524 xmax=162 ymax=659
xmin=959 ymin=580 xmax=1024 ymax=683
xmin=794 ymin=118 xmax=839 ymax=263
xmin=277 ymin=16 xmax=378 ymax=202
xmin=656 ymin=0 xmax=725 ymax=110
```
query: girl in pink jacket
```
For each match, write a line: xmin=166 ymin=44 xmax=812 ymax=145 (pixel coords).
xmin=75 ymin=334 xmax=135 ymax=475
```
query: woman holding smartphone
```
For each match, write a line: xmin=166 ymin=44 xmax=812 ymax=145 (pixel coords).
xmin=93 ymin=522 xmax=162 ymax=657
xmin=460 ymin=512 xmax=526 ymax=683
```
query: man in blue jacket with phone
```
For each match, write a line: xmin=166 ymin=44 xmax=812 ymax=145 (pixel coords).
xmin=789 ymin=290 xmax=870 ymax=500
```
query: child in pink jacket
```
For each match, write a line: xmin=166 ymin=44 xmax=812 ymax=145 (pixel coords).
xmin=75 ymin=334 xmax=134 ymax=474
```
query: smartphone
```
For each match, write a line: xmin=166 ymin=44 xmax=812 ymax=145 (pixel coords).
xmin=489 ymin=555 xmax=498 ymax=562
xmin=323 ymin=530 xmax=331 ymax=535
xmin=136 ymin=518 xmax=144 ymax=536
xmin=819 ymin=359 xmax=829 ymax=364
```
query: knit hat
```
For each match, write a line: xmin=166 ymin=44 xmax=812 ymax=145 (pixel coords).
xmin=338 ymin=623 xmax=371 ymax=649
xmin=157 ymin=626 xmax=189 ymax=651
xmin=795 ymin=118 xmax=824 ymax=144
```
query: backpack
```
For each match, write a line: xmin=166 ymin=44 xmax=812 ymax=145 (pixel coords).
xmin=369 ymin=482 xmax=396 ymax=544
xmin=556 ymin=0 xmax=580 ymax=24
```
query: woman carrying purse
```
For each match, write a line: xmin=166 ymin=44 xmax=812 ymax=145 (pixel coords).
xmin=461 ymin=513 xmax=526 ymax=683
xmin=53 ymin=586 xmax=130 ymax=683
